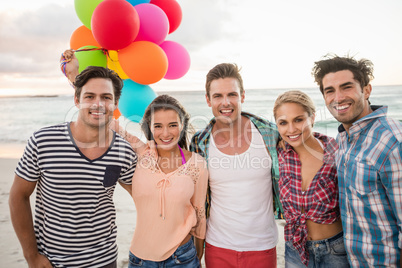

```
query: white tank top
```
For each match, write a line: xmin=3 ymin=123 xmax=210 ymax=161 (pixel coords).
xmin=206 ymin=123 xmax=278 ymax=251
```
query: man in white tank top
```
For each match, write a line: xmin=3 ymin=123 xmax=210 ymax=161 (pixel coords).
xmin=190 ymin=63 xmax=283 ymax=267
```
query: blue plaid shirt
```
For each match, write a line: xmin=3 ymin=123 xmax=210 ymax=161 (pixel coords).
xmin=336 ymin=105 xmax=402 ymax=266
xmin=190 ymin=112 xmax=283 ymax=219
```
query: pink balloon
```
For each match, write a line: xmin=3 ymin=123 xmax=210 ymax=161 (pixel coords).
xmin=134 ymin=4 xmax=169 ymax=45
xmin=91 ymin=0 xmax=140 ymax=50
xmin=160 ymin=41 xmax=190 ymax=80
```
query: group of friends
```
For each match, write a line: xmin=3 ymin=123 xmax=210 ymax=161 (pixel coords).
xmin=8 ymin=50 xmax=402 ymax=268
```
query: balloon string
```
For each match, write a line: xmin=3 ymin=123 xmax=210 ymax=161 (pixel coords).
xmin=60 ymin=48 xmax=107 ymax=88
xmin=60 ymin=47 xmax=118 ymax=88
xmin=60 ymin=47 xmax=111 ymax=76
xmin=75 ymin=47 xmax=118 ymax=63
xmin=74 ymin=47 xmax=109 ymax=56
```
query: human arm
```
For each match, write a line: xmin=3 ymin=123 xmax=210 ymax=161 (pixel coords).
xmin=117 ymin=143 xmax=137 ymax=196
xmin=381 ymin=143 xmax=402 ymax=260
xmin=60 ymin=49 xmax=79 ymax=84
xmin=194 ymin=237 xmax=205 ymax=262
xmin=9 ymin=175 xmax=52 ymax=267
xmin=109 ymin=119 xmax=147 ymax=154
xmin=118 ymin=181 xmax=132 ymax=195
xmin=189 ymin=156 xmax=209 ymax=259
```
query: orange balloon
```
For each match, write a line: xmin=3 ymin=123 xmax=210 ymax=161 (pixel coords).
xmin=107 ymin=50 xmax=129 ymax=80
xmin=118 ymin=41 xmax=168 ymax=85
xmin=113 ymin=108 xmax=122 ymax=119
xmin=70 ymin=25 xmax=101 ymax=50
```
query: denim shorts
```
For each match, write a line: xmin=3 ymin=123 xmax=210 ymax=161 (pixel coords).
xmin=128 ymin=238 xmax=200 ymax=268
xmin=285 ymin=231 xmax=350 ymax=268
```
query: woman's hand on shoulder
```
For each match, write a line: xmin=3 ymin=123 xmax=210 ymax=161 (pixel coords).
xmin=109 ymin=119 xmax=146 ymax=153
xmin=146 ymin=140 xmax=157 ymax=157
xmin=277 ymin=138 xmax=286 ymax=150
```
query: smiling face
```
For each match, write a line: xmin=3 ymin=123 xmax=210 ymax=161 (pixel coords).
xmin=275 ymin=102 xmax=315 ymax=148
xmin=322 ymin=70 xmax=372 ymax=130
xmin=74 ymin=77 xmax=116 ymax=129
xmin=150 ymin=109 xmax=183 ymax=150
xmin=206 ymin=77 xmax=245 ymax=126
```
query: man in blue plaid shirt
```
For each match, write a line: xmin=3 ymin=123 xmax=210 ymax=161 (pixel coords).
xmin=313 ymin=55 xmax=402 ymax=266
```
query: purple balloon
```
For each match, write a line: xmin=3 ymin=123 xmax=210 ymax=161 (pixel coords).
xmin=134 ymin=4 xmax=169 ymax=45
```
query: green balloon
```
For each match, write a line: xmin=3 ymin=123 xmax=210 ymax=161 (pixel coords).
xmin=75 ymin=46 xmax=107 ymax=73
xmin=74 ymin=0 xmax=104 ymax=30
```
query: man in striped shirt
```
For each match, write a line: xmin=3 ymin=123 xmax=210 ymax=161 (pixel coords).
xmin=9 ymin=66 xmax=137 ymax=267
xmin=313 ymin=55 xmax=402 ymax=266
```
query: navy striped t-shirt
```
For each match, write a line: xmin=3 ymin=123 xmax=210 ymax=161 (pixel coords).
xmin=15 ymin=122 xmax=137 ymax=267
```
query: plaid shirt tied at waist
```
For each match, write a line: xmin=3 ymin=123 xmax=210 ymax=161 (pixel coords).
xmin=277 ymin=132 xmax=340 ymax=266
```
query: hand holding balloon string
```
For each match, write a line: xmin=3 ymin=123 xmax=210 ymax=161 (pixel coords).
xmin=60 ymin=48 xmax=109 ymax=84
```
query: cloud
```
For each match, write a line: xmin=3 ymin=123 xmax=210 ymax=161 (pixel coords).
xmin=168 ymin=1 xmax=232 ymax=51
xmin=0 ymin=1 xmax=228 ymax=77
xmin=0 ymin=4 xmax=79 ymax=75
xmin=1 ymin=0 xmax=401 ymax=94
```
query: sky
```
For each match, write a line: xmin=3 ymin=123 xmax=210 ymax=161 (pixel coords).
xmin=1 ymin=0 xmax=402 ymax=96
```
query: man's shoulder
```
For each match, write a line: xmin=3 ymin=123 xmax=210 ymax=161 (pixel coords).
xmin=191 ymin=124 xmax=213 ymax=143
xmin=113 ymin=133 xmax=137 ymax=157
xmin=192 ymin=128 xmax=209 ymax=139
xmin=242 ymin=112 xmax=277 ymax=129
xmin=36 ymin=122 xmax=69 ymax=132
xmin=190 ymin=124 xmax=213 ymax=155
xmin=375 ymin=116 xmax=402 ymax=143
xmin=32 ymin=122 xmax=69 ymax=139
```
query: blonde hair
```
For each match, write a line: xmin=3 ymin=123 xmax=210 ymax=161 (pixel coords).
xmin=273 ymin=90 xmax=316 ymax=119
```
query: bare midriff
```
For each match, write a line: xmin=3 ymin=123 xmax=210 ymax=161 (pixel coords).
xmin=306 ymin=218 xmax=343 ymax=241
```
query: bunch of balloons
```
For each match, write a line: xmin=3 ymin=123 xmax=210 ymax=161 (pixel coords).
xmin=71 ymin=0 xmax=190 ymax=122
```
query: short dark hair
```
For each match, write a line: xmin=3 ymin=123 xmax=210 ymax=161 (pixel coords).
xmin=73 ymin=66 xmax=123 ymax=103
xmin=205 ymin=63 xmax=244 ymax=98
xmin=141 ymin=94 xmax=192 ymax=150
xmin=312 ymin=54 xmax=374 ymax=94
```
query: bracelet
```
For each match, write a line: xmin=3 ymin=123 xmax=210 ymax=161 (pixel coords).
xmin=60 ymin=53 xmax=75 ymax=87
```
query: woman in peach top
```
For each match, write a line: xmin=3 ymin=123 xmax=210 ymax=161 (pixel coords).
xmin=126 ymin=95 xmax=208 ymax=268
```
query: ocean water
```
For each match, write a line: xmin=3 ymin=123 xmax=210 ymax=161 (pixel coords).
xmin=1 ymin=85 xmax=401 ymax=145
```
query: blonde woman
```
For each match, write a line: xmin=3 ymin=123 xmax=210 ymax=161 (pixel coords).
xmin=274 ymin=91 xmax=349 ymax=267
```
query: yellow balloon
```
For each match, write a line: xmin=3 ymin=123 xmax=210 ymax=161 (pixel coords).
xmin=107 ymin=50 xmax=129 ymax=80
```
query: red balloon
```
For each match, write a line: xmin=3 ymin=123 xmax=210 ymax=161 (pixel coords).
xmin=150 ymin=0 xmax=182 ymax=34
xmin=91 ymin=0 xmax=140 ymax=50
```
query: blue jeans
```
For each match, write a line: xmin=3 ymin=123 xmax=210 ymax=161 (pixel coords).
xmin=128 ymin=238 xmax=200 ymax=268
xmin=285 ymin=232 xmax=350 ymax=268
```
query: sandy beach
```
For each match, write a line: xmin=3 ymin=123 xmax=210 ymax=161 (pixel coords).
xmin=1 ymin=146 xmax=285 ymax=267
